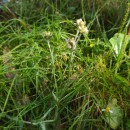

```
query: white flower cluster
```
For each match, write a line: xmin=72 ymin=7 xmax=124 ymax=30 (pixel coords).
xmin=76 ymin=18 xmax=89 ymax=34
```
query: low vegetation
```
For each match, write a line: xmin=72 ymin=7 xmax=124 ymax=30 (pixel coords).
xmin=0 ymin=0 xmax=130 ymax=129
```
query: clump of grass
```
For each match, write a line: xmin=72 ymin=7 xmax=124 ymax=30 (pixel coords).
xmin=0 ymin=0 xmax=130 ymax=130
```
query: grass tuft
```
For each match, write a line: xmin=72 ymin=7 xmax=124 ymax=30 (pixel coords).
xmin=0 ymin=0 xmax=130 ymax=130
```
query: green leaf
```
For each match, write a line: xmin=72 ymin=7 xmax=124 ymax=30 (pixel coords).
xmin=109 ymin=33 xmax=124 ymax=56
xmin=104 ymin=98 xmax=123 ymax=129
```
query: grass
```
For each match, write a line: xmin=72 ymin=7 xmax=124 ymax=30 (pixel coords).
xmin=0 ymin=0 xmax=130 ymax=130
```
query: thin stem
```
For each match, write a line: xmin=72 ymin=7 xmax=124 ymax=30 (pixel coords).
xmin=47 ymin=40 xmax=57 ymax=89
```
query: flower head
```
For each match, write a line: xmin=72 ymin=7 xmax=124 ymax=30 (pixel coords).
xmin=43 ymin=31 xmax=52 ymax=39
xmin=78 ymin=26 xmax=89 ymax=34
xmin=67 ymin=37 xmax=76 ymax=50
xmin=102 ymin=106 xmax=113 ymax=113
xmin=76 ymin=19 xmax=86 ymax=27
xmin=76 ymin=18 xmax=89 ymax=34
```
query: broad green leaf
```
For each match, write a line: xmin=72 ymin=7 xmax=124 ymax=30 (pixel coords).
xmin=109 ymin=33 xmax=124 ymax=56
xmin=104 ymin=98 xmax=123 ymax=129
xmin=109 ymin=33 xmax=130 ymax=57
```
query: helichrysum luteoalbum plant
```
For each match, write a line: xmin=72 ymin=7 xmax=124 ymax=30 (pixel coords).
xmin=67 ymin=18 xmax=89 ymax=50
